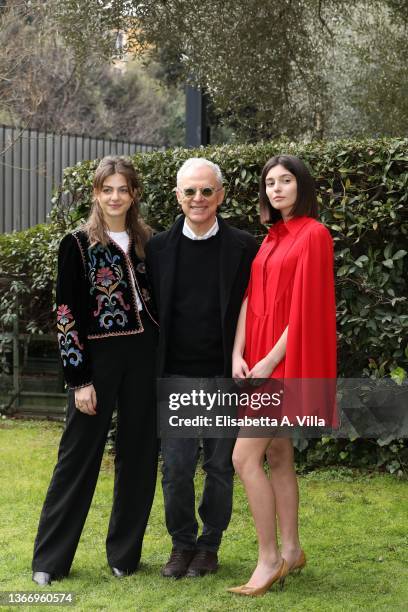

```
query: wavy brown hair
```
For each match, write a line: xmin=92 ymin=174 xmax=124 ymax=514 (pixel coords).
xmin=83 ymin=156 xmax=152 ymax=259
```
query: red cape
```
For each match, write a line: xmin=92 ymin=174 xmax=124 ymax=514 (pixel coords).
xmin=244 ymin=217 xmax=337 ymax=427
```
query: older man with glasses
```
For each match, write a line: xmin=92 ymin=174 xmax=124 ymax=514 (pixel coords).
xmin=145 ymin=157 xmax=258 ymax=578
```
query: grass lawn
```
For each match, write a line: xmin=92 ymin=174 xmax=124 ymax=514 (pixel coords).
xmin=0 ymin=419 xmax=407 ymax=612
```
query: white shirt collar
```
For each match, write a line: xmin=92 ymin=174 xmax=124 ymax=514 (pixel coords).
xmin=182 ymin=217 xmax=219 ymax=241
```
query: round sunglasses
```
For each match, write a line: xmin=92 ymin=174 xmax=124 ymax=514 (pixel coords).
xmin=179 ymin=186 xmax=223 ymax=199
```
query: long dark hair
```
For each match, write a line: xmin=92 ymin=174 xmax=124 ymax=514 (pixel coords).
xmin=84 ymin=156 xmax=152 ymax=258
xmin=259 ymin=155 xmax=318 ymax=224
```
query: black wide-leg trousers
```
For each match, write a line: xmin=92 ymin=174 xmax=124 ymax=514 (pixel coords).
xmin=32 ymin=315 xmax=158 ymax=576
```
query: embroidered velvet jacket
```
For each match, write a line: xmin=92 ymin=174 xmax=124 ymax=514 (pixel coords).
xmin=56 ymin=230 xmax=158 ymax=389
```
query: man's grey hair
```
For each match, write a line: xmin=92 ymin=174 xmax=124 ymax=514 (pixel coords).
xmin=176 ymin=158 xmax=223 ymax=187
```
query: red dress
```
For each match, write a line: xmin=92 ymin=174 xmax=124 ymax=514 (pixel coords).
xmin=244 ymin=216 xmax=337 ymax=425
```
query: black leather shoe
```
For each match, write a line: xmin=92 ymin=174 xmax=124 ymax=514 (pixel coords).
xmin=161 ymin=548 xmax=196 ymax=578
xmin=186 ymin=550 xmax=218 ymax=577
xmin=111 ymin=566 xmax=137 ymax=578
xmin=32 ymin=571 xmax=52 ymax=586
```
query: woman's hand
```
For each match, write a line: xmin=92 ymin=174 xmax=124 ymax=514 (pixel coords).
xmin=232 ymin=353 xmax=250 ymax=379
xmin=248 ymin=356 xmax=276 ymax=380
xmin=74 ymin=384 xmax=97 ymax=416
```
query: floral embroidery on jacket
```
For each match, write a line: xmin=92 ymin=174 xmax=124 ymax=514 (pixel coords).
xmin=57 ymin=304 xmax=84 ymax=367
xmin=96 ymin=266 xmax=116 ymax=287
xmin=88 ymin=244 xmax=131 ymax=330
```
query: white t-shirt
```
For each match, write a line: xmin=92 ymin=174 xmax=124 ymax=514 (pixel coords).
xmin=108 ymin=231 xmax=143 ymax=312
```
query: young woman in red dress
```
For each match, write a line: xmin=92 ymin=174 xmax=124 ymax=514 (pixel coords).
xmin=228 ymin=155 xmax=337 ymax=596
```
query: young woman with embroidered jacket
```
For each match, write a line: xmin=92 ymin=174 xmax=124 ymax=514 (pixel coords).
xmin=32 ymin=156 xmax=159 ymax=585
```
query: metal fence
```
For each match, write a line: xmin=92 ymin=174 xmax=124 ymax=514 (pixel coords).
xmin=0 ymin=281 xmax=66 ymax=420
xmin=0 ymin=125 xmax=160 ymax=233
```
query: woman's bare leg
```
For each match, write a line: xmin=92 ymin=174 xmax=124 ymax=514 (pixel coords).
xmin=266 ymin=438 xmax=302 ymax=568
xmin=232 ymin=436 xmax=283 ymax=587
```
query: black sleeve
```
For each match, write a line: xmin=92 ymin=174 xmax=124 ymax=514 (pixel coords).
xmin=56 ymin=234 xmax=93 ymax=389
xmin=241 ymin=231 xmax=259 ymax=268
xmin=144 ymin=238 xmax=159 ymax=311
xmin=247 ymin=233 xmax=259 ymax=262
xmin=242 ymin=233 xmax=259 ymax=299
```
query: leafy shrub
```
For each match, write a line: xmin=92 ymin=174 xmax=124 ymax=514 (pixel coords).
xmin=294 ymin=437 xmax=408 ymax=477
xmin=51 ymin=137 xmax=408 ymax=379
xmin=0 ymin=224 xmax=63 ymax=334
xmin=1 ymin=137 xmax=407 ymax=471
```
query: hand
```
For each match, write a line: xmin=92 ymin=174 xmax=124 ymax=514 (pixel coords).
xmin=248 ymin=356 xmax=276 ymax=380
xmin=232 ymin=354 xmax=250 ymax=379
xmin=74 ymin=384 xmax=97 ymax=415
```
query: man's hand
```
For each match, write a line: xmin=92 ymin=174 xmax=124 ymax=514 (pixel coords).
xmin=74 ymin=384 xmax=97 ymax=416
xmin=232 ymin=354 xmax=250 ymax=379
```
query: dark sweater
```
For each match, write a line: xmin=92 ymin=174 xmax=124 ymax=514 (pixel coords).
xmin=166 ymin=233 xmax=223 ymax=376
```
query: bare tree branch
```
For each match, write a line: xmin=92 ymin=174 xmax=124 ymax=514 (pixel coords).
xmin=318 ymin=0 xmax=334 ymax=37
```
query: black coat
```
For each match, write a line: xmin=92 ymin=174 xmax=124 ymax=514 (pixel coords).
xmin=145 ymin=215 xmax=258 ymax=377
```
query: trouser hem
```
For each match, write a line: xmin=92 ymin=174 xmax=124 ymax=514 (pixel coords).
xmin=171 ymin=541 xmax=197 ymax=551
xmin=31 ymin=567 xmax=69 ymax=579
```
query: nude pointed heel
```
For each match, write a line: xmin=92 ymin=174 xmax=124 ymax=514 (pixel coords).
xmin=279 ymin=572 xmax=286 ymax=590
xmin=289 ymin=550 xmax=306 ymax=575
xmin=227 ymin=559 xmax=289 ymax=597
xmin=226 ymin=585 xmax=249 ymax=594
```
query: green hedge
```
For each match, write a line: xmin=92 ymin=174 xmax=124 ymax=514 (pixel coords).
xmin=0 ymin=224 xmax=63 ymax=334
xmin=1 ymin=137 xmax=407 ymax=473
xmin=50 ymin=137 xmax=408 ymax=380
